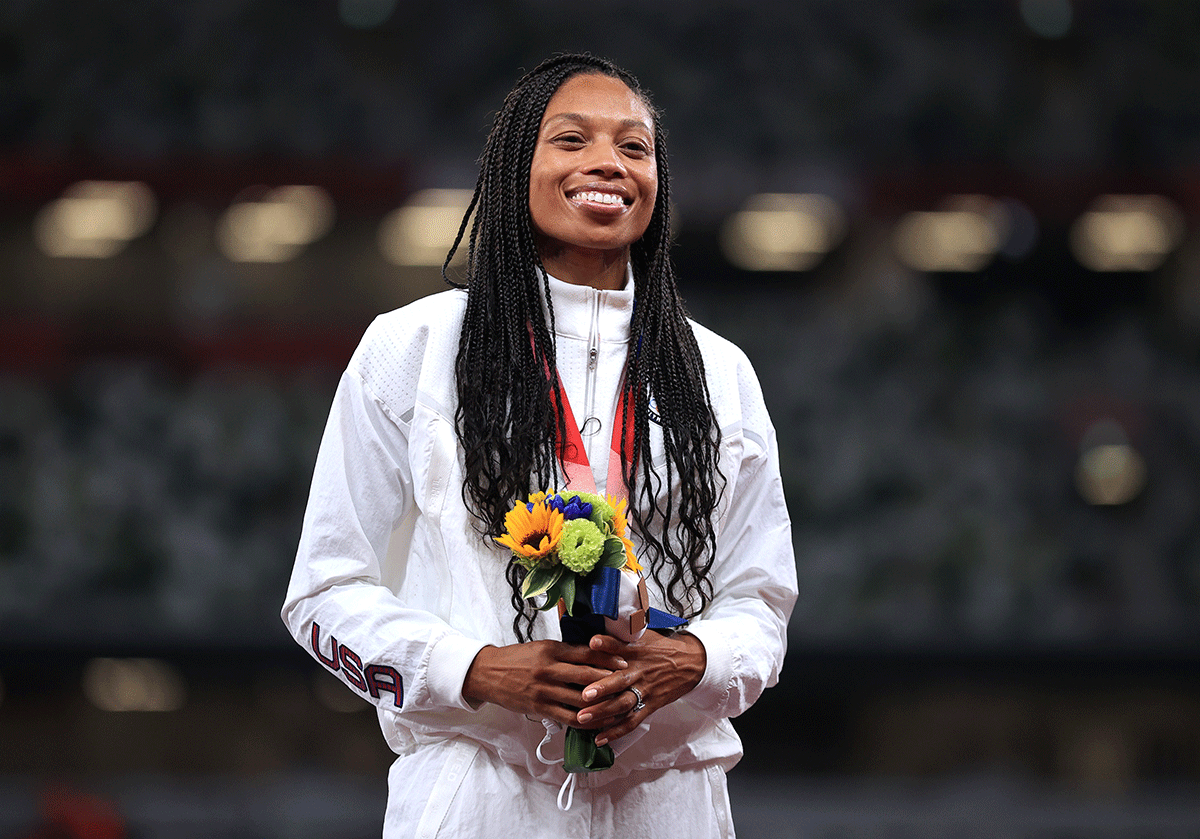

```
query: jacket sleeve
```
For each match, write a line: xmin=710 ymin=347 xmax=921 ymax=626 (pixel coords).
xmin=679 ymin=354 xmax=797 ymax=720
xmin=281 ymin=337 xmax=486 ymax=716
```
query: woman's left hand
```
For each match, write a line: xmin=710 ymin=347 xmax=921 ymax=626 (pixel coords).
xmin=574 ymin=630 xmax=706 ymax=746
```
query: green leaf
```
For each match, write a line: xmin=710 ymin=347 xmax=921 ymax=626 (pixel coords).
xmin=601 ymin=537 xmax=627 ymax=569
xmin=560 ymin=573 xmax=576 ymax=616
xmin=534 ymin=573 xmax=573 ymax=613
xmin=536 ymin=577 xmax=564 ymax=611
xmin=521 ymin=565 xmax=562 ymax=601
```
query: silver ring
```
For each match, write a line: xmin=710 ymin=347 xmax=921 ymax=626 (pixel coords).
xmin=629 ymin=686 xmax=645 ymax=712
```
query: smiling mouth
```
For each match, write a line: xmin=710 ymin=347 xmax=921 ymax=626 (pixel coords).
xmin=569 ymin=190 xmax=631 ymax=208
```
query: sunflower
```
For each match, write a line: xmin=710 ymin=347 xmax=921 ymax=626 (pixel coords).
xmin=620 ymin=536 xmax=642 ymax=573
xmin=606 ymin=494 xmax=630 ymax=537
xmin=495 ymin=500 xmax=564 ymax=565
xmin=606 ymin=494 xmax=642 ymax=573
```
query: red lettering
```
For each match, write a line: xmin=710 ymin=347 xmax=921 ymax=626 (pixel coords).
xmin=311 ymin=623 xmax=340 ymax=671
xmin=310 ymin=624 xmax=403 ymax=707
xmin=365 ymin=664 xmax=403 ymax=708
xmin=339 ymin=646 xmax=367 ymax=691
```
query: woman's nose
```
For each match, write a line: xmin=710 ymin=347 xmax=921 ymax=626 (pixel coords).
xmin=582 ymin=142 xmax=627 ymax=177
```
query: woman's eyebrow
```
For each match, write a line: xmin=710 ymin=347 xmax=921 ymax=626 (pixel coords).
xmin=543 ymin=112 xmax=652 ymax=133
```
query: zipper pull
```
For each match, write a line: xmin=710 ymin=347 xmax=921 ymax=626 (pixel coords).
xmin=588 ymin=346 xmax=598 ymax=370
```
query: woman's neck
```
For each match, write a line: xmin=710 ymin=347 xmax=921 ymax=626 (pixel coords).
xmin=538 ymin=246 xmax=629 ymax=291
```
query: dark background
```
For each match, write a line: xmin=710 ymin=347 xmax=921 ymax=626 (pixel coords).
xmin=1 ymin=1 xmax=1199 ymax=836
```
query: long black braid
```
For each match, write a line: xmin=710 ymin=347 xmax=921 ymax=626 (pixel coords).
xmin=444 ymin=54 xmax=723 ymax=641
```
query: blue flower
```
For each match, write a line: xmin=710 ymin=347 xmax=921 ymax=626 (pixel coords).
xmin=547 ymin=494 xmax=593 ymax=521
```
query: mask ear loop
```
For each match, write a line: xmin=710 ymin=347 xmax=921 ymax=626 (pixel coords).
xmin=557 ymin=773 xmax=577 ymax=811
xmin=535 ymin=719 xmax=577 ymax=811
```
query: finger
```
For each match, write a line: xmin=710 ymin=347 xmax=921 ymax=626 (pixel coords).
xmin=587 ymin=634 xmax=634 ymax=657
xmin=546 ymin=663 xmax=615 ymax=688
xmin=575 ymin=689 xmax=638 ymax=727
xmin=559 ymin=641 xmax=629 ymax=671
xmin=539 ymin=704 xmax=587 ymax=729
xmin=594 ymin=709 xmax=645 ymax=747
xmin=580 ymin=668 xmax=633 ymax=705
xmin=526 ymin=682 xmax=612 ymax=726
xmin=527 ymin=683 xmax=587 ymax=712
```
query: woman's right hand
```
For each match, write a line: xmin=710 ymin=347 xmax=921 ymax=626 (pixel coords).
xmin=462 ymin=641 xmax=629 ymax=728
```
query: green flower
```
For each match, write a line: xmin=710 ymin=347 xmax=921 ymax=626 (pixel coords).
xmin=557 ymin=518 xmax=606 ymax=574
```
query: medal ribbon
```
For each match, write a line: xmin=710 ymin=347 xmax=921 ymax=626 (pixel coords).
xmin=548 ymin=369 xmax=636 ymax=503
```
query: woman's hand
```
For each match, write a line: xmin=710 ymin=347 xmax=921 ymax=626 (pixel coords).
xmin=575 ymin=630 xmax=707 ymax=746
xmin=462 ymin=640 xmax=629 ymax=729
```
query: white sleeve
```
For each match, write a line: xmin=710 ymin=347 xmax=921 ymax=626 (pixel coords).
xmin=281 ymin=363 xmax=486 ymax=715
xmin=679 ymin=363 xmax=797 ymax=720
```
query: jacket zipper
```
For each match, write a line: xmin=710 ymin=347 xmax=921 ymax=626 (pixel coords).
xmin=585 ymin=291 xmax=600 ymax=428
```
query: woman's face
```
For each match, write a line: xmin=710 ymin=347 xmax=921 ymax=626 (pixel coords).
xmin=528 ymin=73 xmax=658 ymax=268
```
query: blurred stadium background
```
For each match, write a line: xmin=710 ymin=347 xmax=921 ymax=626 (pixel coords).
xmin=2 ymin=0 xmax=1200 ymax=836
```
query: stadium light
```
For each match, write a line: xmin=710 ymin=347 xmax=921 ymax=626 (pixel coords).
xmin=82 ymin=658 xmax=186 ymax=713
xmin=34 ymin=181 xmax=157 ymax=259
xmin=216 ymin=185 xmax=335 ymax=263
xmin=1074 ymin=418 xmax=1147 ymax=506
xmin=1069 ymin=195 xmax=1184 ymax=272
xmin=892 ymin=195 xmax=1008 ymax=273
xmin=720 ymin=193 xmax=846 ymax=271
xmin=378 ymin=189 xmax=474 ymax=267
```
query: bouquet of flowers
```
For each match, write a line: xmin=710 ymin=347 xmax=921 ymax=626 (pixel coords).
xmin=496 ymin=489 xmax=648 ymax=773
xmin=497 ymin=490 xmax=640 ymax=611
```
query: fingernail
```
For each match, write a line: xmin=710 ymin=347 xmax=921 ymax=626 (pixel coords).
xmin=578 ymin=712 xmax=592 ymax=724
xmin=616 ymin=659 xmax=628 ymax=669
xmin=595 ymin=737 xmax=608 ymax=746
xmin=583 ymin=688 xmax=596 ymax=700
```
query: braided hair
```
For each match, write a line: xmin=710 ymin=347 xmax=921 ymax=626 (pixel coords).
xmin=444 ymin=54 xmax=723 ymax=641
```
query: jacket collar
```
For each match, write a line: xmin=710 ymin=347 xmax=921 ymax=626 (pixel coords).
xmin=542 ymin=264 xmax=635 ymax=343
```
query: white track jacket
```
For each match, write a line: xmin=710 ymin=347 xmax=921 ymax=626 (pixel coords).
xmin=282 ymin=274 xmax=797 ymax=837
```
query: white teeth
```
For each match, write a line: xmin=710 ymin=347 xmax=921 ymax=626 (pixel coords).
xmin=573 ymin=191 xmax=624 ymax=206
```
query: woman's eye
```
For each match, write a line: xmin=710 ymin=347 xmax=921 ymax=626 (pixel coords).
xmin=555 ymin=134 xmax=585 ymax=146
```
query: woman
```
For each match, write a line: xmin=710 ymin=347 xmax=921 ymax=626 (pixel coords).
xmin=283 ymin=53 xmax=796 ymax=838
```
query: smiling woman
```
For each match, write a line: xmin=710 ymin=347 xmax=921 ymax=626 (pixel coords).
xmin=282 ymin=53 xmax=796 ymax=839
